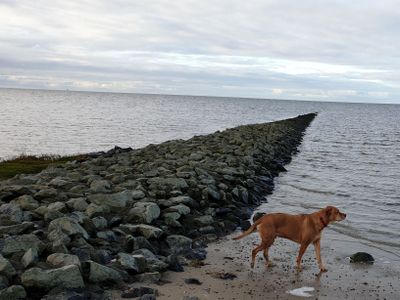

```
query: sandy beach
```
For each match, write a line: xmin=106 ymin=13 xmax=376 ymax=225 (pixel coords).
xmin=119 ymin=228 xmax=400 ymax=300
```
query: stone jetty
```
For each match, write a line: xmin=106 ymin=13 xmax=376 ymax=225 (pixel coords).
xmin=0 ymin=113 xmax=316 ymax=299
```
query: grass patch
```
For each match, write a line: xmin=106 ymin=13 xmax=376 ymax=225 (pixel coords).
xmin=0 ymin=153 xmax=87 ymax=180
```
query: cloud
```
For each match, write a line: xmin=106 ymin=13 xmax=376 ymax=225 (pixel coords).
xmin=0 ymin=0 xmax=399 ymax=103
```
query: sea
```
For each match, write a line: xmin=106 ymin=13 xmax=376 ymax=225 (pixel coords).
xmin=1 ymin=88 xmax=399 ymax=268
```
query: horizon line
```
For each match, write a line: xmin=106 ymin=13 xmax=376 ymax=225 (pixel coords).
xmin=0 ymin=86 xmax=398 ymax=106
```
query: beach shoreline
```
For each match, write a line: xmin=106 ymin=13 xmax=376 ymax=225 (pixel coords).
xmin=120 ymin=229 xmax=399 ymax=299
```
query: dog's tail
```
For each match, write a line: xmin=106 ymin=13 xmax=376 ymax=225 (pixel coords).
xmin=232 ymin=218 xmax=262 ymax=240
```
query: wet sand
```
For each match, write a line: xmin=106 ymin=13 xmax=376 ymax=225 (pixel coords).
xmin=117 ymin=228 xmax=400 ymax=299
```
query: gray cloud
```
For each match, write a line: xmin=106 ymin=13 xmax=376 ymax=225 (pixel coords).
xmin=0 ymin=0 xmax=399 ymax=103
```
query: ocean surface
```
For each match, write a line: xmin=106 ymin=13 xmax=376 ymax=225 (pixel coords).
xmin=1 ymin=88 xmax=399 ymax=266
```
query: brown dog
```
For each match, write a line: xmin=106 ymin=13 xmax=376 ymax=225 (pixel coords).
xmin=233 ymin=206 xmax=346 ymax=272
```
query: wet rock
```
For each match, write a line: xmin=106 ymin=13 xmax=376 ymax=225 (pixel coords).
xmin=47 ymin=201 xmax=67 ymax=212
xmin=140 ymin=294 xmax=156 ymax=300
xmin=240 ymin=220 xmax=251 ymax=231
xmin=87 ymin=190 xmax=132 ymax=212
xmin=90 ymin=180 xmax=111 ymax=193
xmin=163 ymin=212 xmax=181 ymax=227
xmin=82 ymin=260 xmax=123 ymax=284
xmin=66 ymin=197 xmax=88 ymax=211
xmin=21 ymin=248 xmax=38 ymax=268
xmin=167 ymin=204 xmax=190 ymax=215
xmin=97 ymin=230 xmax=117 ymax=242
xmin=91 ymin=216 xmax=108 ymax=230
xmin=0 ymin=203 xmax=23 ymax=224
xmin=0 ymin=254 xmax=16 ymax=279
xmin=132 ymin=249 xmax=167 ymax=272
xmin=1 ymin=234 xmax=44 ymax=256
xmin=134 ymin=272 xmax=161 ymax=284
xmin=117 ymin=253 xmax=147 ymax=273
xmin=148 ymin=177 xmax=188 ymax=191
xmin=166 ymin=255 xmax=184 ymax=272
xmin=34 ymin=188 xmax=57 ymax=200
xmin=193 ymin=215 xmax=214 ymax=226
xmin=0 ymin=222 xmax=35 ymax=236
xmin=132 ymin=190 xmax=146 ymax=200
xmin=21 ymin=265 xmax=84 ymax=291
xmin=86 ymin=203 xmax=109 ymax=218
xmin=11 ymin=195 xmax=39 ymax=211
xmin=210 ymin=271 xmax=237 ymax=280
xmin=46 ymin=253 xmax=81 ymax=269
xmin=48 ymin=217 xmax=89 ymax=240
xmin=166 ymin=235 xmax=192 ymax=254
xmin=184 ymin=278 xmax=202 ymax=285
xmin=119 ymin=224 xmax=163 ymax=239
xmin=127 ymin=202 xmax=160 ymax=224
xmin=0 ymin=285 xmax=26 ymax=300
xmin=121 ymin=286 xmax=157 ymax=299
xmin=350 ymin=252 xmax=374 ymax=263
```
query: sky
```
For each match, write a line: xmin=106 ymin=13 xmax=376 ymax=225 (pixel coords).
xmin=0 ymin=0 xmax=399 ymax=103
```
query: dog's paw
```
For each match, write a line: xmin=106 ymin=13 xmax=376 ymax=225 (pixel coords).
xmin=320 ymin=267 xmax=328 ymax=273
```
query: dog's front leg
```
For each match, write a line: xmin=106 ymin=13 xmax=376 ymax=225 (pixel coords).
xmin=313 ymin=239 xmax=327 ymax=272
xmin=296 ymin=242 xmax=310 ymax=271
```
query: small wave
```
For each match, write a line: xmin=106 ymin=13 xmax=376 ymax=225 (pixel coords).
xmin=386 ymin=202 xmax=400 ymax=206
xmin=284 ymin=184 xmax=335 ymax=196
xmin=330 ymin=225 xmax=400 ymax=250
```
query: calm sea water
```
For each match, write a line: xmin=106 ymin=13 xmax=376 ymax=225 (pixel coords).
xmin=1 ymin=88 xmax=399 ymax=265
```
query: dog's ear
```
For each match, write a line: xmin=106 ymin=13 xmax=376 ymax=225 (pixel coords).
xmin=325 ymin=206 xmax=334 ymax=217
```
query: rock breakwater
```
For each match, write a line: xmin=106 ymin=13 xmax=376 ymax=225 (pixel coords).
xmin=0 ymin=113 xmax=316 ymax=299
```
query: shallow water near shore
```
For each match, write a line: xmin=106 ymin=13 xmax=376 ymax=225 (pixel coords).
xmin=1 ymin=88 xmax=399 ymax=273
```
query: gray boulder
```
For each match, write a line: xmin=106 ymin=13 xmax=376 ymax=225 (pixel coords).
xmin=0 ymin=203 xmax=23 ymax=223
xmin=148 ymin=177 xmax=188 ymax=190
xmin=134 ymin=272 xmax=161 ymax=284
xmin=132 ymin=249 xmax=167 ymax=272
xmin=132 ymin=190 xmax=146 ymax=200
xmin=46 ymin=253 xmax=81 ymax=269
xmin=82 ymin=260 xmax=123 ymax=284
xmin=0 ymin=222 xmax=35 ymax=236
xmin=91 ymin=216 xmax=108 ymax=230
xmin=117 ymin=253 xmax=146 ymax=273
xmin=11 ymin=195 xmax=39 ymax=210
xmin=0 ymin=285 xmax=26 ymax=300
xmin=34 ymin=188 xmax=57 ymax=200
xmin=0 ymin=254 xmax=16 ymax=279
xmin=21 ymin=248 xmax=38 ymax=268
xmin=119 ymin=224 xmax=163 ymax=239
xmin=1 ymin=234 xmax=44 ymax=256
xmin=163 ymin=212 xmax=181 ymax=227
xmin=66 ymin=197 xmax=88 ymax=211
xmin=166 ymin=235 xmax=192 ymax=254
xmin=87 ymin=190 xmax=131 ymax=212
xmin=90 ymin=180 xmax=111 ymax=193
xmin=128 ymin=202 xmax=160 ymax=224
xmin=21 ymin=265 xmax=84 ymax=291
xmin=168 ymin=204 xmax=190 ymax=215
xmin=47 ymin=202 xmax=67 ymax=212
xmin=48 ymin=217 xmax=89 ymax=240
xmin=86 ymin=203 xmax=109 ymax=218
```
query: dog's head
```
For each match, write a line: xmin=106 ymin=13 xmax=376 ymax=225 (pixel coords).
xmin=324 ymin=206 xmax=346 ymax=222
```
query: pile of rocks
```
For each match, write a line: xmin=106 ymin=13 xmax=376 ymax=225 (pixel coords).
xmin=0 ymin=113 xmax=316 ymax=299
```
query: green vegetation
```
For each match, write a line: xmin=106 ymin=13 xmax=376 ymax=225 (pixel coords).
xmin=0 ymin=154 xmax=87 ymax=180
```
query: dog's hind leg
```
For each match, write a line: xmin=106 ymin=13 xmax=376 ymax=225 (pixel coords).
xmin=250 ymin=244 xmax=265 ymax=268
xmin=262 ymin=238 xmax=275 ymax=268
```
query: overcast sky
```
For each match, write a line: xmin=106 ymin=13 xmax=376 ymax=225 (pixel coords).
xmin=0 ymin=0 xmax=399 ymax=103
